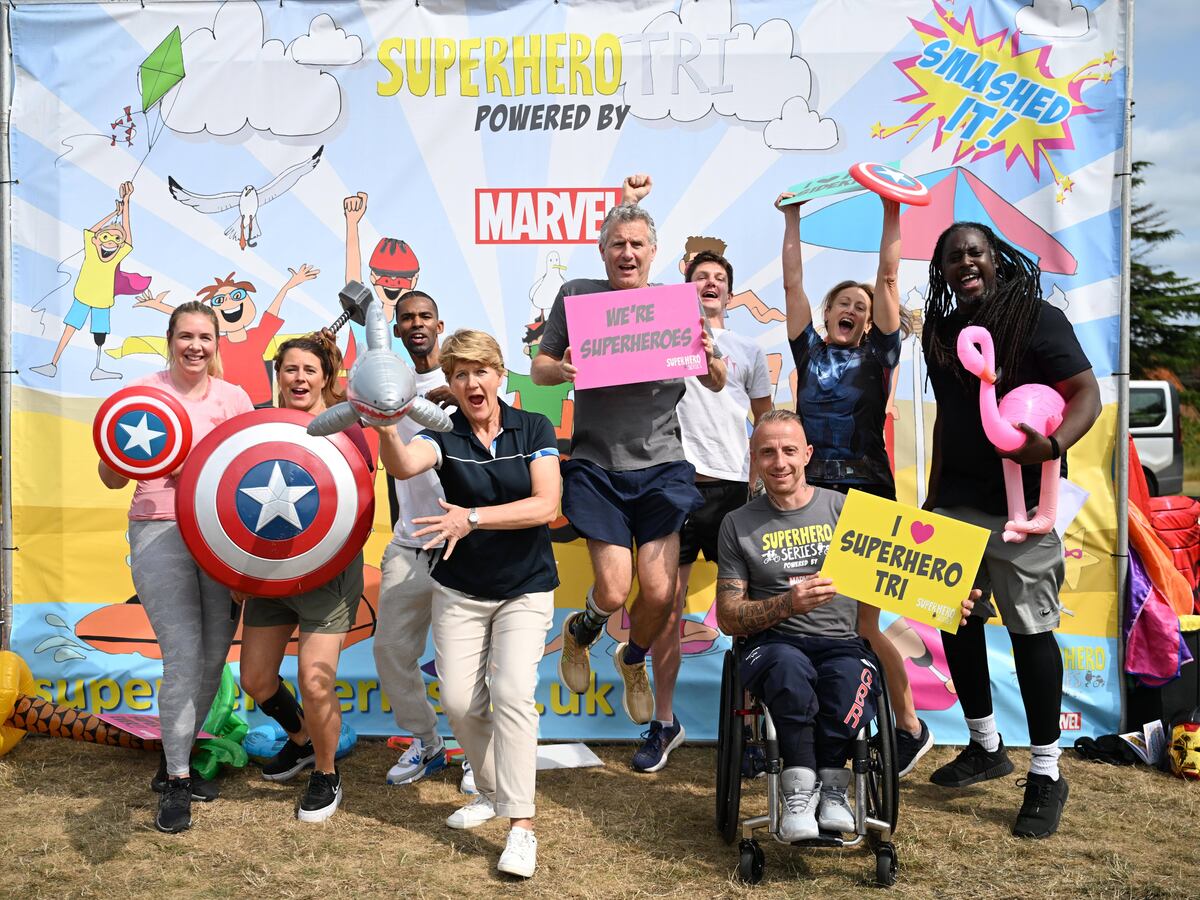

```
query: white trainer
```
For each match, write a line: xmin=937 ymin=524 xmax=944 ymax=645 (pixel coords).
xmin=779 ymin=766 xmax=820 ymax=842
xmin=386 ymin=736 xmax=447 ymax=786
xmin=497 ymin=826 xmax=538 ymax=878
xmin=817 ymin=767 xmax=856 ymax=833
xmin=446 ymin=794 xmax=497 ymax=830
xmin=460 ymin=759 xmax=477 ymax=795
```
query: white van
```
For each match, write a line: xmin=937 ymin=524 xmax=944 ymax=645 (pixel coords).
xmin=1130 ymin=380 xmax=1183 ymax=496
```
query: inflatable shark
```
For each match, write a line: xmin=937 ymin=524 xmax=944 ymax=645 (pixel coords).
xmin=307 ymin=282 xmax=452 ymax=436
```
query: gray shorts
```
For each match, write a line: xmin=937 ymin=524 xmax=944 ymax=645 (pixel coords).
xmin=935 ymin=507 xmax=1064 ymax=635
xmin=242 ymin=553 xmax=365 ymax=635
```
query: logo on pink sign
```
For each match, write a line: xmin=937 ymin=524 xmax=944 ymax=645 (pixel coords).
xmin=564 ymin=283 xmax=708 ymax=389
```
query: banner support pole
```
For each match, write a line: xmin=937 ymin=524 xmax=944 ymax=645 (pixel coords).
xmin=0 ymin=0 xmax=14 ymax=651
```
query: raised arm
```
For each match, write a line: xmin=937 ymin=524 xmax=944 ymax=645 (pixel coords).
xmin=871 ymin=198 xmax=902 ymax=336
xmin=344 ymin=192 xmax=367 ymax=285
xmin=118 ymin=181 xmax=134 ymax=244
xmin=715 ymin=575 xmax=837 ymax=636
xmin=374 ymin=425 xmax=439 ymax=480
xmin=777 ymin=193 xmax=811 ymax=342
xmin=265 ymin=264 xmax=319 ymax=320
xmin=621 ymin=173 xmax=652 ymax=206
xmin=89 ymin=203 xmax=121 ymax=235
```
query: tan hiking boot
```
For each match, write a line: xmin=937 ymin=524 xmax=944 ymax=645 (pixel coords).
xmin=558 ymin=612 xmax=596 ymax=694
xmin=613 ymin=642 xmax=654 ymax=725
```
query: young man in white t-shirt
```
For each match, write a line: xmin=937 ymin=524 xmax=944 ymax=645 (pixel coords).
xmin=374 ymin=291 xmax=465 ymax=787
xmin=632 ymin=249 xmax=773 ymax=773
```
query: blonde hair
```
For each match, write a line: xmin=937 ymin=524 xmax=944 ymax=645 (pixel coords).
xmin=166 ymin=301 xmax=223 ymax=378
xmin=440 ymin=329 xmax=505 ymax=380
xmin=821 ymin=280 xmax=914 ymax=341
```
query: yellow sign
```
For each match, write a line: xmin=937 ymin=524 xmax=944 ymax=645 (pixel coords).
xmin=822 ymin=491 xmax=990 ymax=634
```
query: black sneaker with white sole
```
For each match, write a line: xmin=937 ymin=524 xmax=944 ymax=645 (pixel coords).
xmin=151 ymin=754 xmax=220 ymax=802
xmin=929 ymin=737 xmax=1014 ymax=788
xmin=262 ymin=738 xmax=316 ymax=783
xmin=298 ymin=770 xmax=342 ymax=823
xmin=895 ymin=719 xmax=935 ymax=778
xmin=155 ymin=778 xmax=193 ymax=834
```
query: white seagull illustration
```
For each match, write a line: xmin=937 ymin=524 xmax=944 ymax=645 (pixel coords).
xmin=529 ymin=250 xmax=567 ymax=322
xmin=168 ymin=146 xmax=323 ymax=250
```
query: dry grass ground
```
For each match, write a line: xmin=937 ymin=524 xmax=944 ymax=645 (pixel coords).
xmin=1 ymin=737 xmax=1195 ymax=899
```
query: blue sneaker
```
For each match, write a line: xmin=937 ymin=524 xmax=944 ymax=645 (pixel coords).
xmin=631 ymin=716 xmax=686 ymax=773
xmin=386 ymin=736 xmax=447 ymax=785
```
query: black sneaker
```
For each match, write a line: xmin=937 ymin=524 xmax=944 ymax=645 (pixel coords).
xmin=261 ymin=738 xmax=316 ymax=783
xmin=1012 ymin=772 xmax=1069 ymax=838
xmin=155 ymin=777 xmax=193 ymax=834
xmin=630 ymin=717 xmax=686 ymax=773
xmin=297 ymin=770 xmax=342 ymax=823
xmin=151 ymin=755 xmax=220 ymax=802
xmin=895 ymin=719 xmax=935 ymax=778
xmin=929 ymin=737 xmax=1014 ymax=787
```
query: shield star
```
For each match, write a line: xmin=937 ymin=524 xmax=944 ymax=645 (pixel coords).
xmin=239 ymin=462 xmax=316 ymax=532
xmin=119 ymin=413 xmax=166 ymax=456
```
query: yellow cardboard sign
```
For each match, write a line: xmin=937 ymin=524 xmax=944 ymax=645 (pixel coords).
xmin=821 ymin=490 xmax=990 ymax=634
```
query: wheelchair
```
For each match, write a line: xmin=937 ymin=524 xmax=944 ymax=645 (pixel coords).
xmin=714 ymin=640 xmax=900 ymax=886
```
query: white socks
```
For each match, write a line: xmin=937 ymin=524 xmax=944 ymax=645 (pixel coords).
xmin=1029 ymin=742 xmax=1062 ymax=780
xmin=966 ymin=715 xmax=1000 ymax=752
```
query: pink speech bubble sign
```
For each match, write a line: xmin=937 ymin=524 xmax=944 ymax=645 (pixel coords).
xmin=565 ymin=283 xmax=708 ymax=389
xmin=910 ymin=521 xmax=935 ymax=544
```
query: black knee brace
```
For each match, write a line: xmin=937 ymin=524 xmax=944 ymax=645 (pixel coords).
xmin=258 ymin=679 xmax=304 ymax=735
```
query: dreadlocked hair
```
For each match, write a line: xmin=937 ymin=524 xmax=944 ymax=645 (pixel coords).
xmin=923 ymin=222 xmax=1044 ymax=394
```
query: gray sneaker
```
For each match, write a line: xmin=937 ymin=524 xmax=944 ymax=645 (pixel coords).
xmin=779 ymin=766 xmax=820 ymax=842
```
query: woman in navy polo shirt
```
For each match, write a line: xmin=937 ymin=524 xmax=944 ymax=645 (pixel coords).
xmin=375 ymin=329 xmax=560 ymax=880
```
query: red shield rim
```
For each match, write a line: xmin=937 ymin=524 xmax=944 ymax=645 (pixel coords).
xmin=93 ymin=385 xmax=193 ymax=480
xmin=175 ymin=408 xmax=374 ymax=597
xmin=849 ymin=162 xmax=931 ymax=206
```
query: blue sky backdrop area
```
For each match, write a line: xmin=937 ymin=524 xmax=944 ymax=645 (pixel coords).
xmin=1133 ymin=4 xmax=1200 ymax=288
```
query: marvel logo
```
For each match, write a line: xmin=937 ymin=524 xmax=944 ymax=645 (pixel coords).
xmin=1059 ymin=711 xmax=1082 ymax=731
xmin=476 ymin=188 xmax=622 ymax=244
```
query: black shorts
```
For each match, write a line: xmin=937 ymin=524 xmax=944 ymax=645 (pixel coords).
xmin=562 ymin=458 xmax=703 ymax=548
xmin=679 ymin=479 xmax=748 ymax=565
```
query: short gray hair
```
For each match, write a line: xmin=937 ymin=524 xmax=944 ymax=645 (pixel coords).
xmin=598 ymin=203 xmax=657 ymax=249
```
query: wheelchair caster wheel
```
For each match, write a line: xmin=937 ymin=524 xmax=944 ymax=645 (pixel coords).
xmin=875 ymin=842 xmax=898 ymax=887
xmin=737 ymin=839 xmax=765 ymax=884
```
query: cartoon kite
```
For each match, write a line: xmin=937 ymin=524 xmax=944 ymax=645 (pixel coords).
xmin=168 ymin=146 xmax=324 ymax=249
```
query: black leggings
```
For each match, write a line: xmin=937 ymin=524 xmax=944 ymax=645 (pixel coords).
xmin=940 ymin=617 xmax=1063 ymax=746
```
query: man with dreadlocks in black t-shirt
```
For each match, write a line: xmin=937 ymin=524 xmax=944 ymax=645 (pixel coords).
xmin=921 ymin=222 xmax=1100 ymax=839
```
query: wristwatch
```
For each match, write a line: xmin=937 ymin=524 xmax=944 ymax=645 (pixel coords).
xmin=467 ymin=508 xmax=480 ymax=530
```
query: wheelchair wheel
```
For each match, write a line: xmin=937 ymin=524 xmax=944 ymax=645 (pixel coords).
xmin=874 ymin=842 xmax=898 ymax=887
xmin=737 ymin=838 xmax=765 ymax=884
xmin=865 ymin=659 xmax=900 ymax=834
xmin=715 ymin=649 xmax=745 ymax=844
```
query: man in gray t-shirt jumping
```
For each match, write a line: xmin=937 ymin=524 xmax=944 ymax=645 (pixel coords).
xmin=532 ymin=185 xmax=725 ymax=726
xmin=716 ymin=410 xmax=971 ymax=842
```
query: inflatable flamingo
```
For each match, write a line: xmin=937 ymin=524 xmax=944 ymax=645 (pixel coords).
xmin=957 ymin=326 xmax=1065 ymax=544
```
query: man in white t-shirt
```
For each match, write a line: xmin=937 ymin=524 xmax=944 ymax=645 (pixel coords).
xmin=631 ymin=247 xmax=773 ymax=773
xmin=374 ymin=290 xmax=462 ymax=787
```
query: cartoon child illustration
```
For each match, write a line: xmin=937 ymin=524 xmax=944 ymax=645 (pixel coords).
xmin=136 ymin=264 xmax=318 ymax=406
xmin=31 ymin=181 xmax=136 ymax=381
xmin=343 ymin=192 xmax=420 ymax=325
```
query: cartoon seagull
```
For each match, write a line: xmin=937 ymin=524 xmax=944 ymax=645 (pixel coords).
xmin=168 ymin=146 xmax=323 ymax=250
xmin=529 ymin=250 xmax=567 ymax=323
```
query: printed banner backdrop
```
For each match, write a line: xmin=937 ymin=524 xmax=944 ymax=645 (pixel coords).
xmin=7 ymin=0 xmax=1126 ymax=743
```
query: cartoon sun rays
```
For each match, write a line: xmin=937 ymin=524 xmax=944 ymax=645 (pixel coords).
xmin=874 ymin=1 xmax=1116 ymax=200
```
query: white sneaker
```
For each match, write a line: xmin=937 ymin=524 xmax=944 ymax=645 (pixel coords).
xmin=460 ymin=759 xmax=477 ymax=795
xmin=386 ymin=736 xmax=447 ymax=785
xmin=817 ymin=767 xmax=856 ymax=833
xmin=497 ymin=826 xmax=537 ymax=878
xmin=779 ymin=766 xmax=820 ymax=842
xmin=446 ymin=794 xmax=496 ymax=830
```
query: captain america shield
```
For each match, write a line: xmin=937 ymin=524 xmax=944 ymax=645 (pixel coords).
xmin=93 ymin=385 xmax=192 ymax=480
xmin=176 ymin=409 xmax=375 ymax=597
xmin=848 ymin=162 xmax=931 ymax=206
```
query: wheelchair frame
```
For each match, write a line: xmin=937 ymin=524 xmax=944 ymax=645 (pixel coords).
xmin=715 ymin=642 xmax=900 ymax=886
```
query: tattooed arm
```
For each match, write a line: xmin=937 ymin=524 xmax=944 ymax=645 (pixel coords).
xmin=715 ymin=576 xmax=838 ymax=636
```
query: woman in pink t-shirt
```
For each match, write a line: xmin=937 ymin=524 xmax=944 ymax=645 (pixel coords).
xmin=98 ymin=301 xmax=253 ymax=834
xmin=237 ymin=332 xmax=372 ymax=824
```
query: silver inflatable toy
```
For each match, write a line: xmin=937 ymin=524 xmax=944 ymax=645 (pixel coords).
xmin=307 ymin=281 xmax=453 ymax=437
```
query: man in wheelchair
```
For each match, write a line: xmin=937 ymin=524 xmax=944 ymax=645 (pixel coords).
xmin=715 ymin=410 xmax=973 ymax=842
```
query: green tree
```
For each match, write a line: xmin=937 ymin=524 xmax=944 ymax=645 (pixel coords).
xmin=1130 ymin=161 xmax=1200 ymax=384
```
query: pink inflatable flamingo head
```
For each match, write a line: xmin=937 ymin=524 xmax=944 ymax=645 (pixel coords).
xmin=957 ymin=326 xmax=997 ymax=386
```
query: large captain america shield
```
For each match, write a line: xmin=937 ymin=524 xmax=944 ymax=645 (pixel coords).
xmin=848 ymin=162 xmax=931 ymax=206
xmin=93 ymin=385 xmax=192 ymax=480
xmin=176 ymin=409 xmax=374 ymax=597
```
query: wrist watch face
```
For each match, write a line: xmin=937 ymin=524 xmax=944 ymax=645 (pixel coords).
xmin=468 ymin=508 xmax=479 ymax=528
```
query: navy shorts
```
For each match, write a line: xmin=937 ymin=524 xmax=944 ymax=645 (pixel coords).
xmin=562 ymin=458 xmax=703 ymax=548
xmin=679 ymin=479 xmax=748 ymax=565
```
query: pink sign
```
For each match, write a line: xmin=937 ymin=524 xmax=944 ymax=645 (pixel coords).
xmin=564 ymin=282 xmax=708 ymax=389
xmin=97 ymin=712 xmax=214 ymax=740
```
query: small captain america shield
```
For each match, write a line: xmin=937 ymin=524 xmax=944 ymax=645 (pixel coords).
xmin=176 ymin=409 xmax=374 ymax=597
xmin=93 ymin=385 xmax=192 ymax=480
xmin=848 ymin=162 xmax=931 ymax=206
